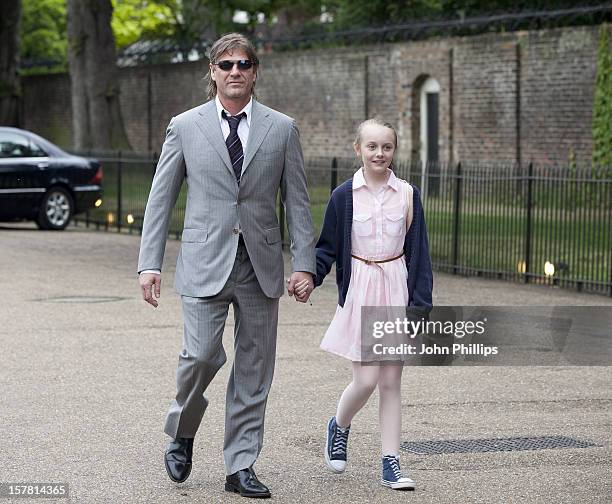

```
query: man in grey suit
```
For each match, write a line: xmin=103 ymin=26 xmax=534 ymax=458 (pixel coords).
xmin=137 ymin=33 xmax=315 ymax=498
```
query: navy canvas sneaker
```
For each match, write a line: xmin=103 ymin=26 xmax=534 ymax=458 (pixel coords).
xmin=381 ymin=455 xmax=415 ymax=490
xmin=324 ymin=416 xmax=350 ymax=473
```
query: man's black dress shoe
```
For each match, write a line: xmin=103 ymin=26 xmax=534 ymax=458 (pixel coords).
xmin=225 ymin=467 xmax=271 ymax=498
xmin=164 ymin=437 xmax=193 ymax=483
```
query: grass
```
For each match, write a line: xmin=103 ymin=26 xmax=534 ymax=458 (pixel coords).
xmin=84 ymin=166 xmax=611 ymax=289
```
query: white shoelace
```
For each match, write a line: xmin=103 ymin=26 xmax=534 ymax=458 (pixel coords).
xmin=331 ymin=427 xmax=349 ymax=457
xmin=385 ymin=457 xmax=403 ymax=479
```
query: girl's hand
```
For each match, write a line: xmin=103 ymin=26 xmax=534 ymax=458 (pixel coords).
xmin=287 ymin=273 xmax=313 ymax=304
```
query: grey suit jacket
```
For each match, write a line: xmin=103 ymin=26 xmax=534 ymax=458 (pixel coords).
xmin=137 ymin=99 xmax=316 ymax=298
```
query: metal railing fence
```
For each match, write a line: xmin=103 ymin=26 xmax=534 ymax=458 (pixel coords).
xmin=72 ymin=151 xmax=612 ymax=296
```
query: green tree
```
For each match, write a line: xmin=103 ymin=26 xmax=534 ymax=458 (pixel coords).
xmin=67 ymin=0 xmax=130 ymax=149
xmin=322 ymin=0 xmax=442 ymax=29
xmin=319 ymin=0 xmax=593 ymax=30
xmin=21 ymin=0 xmax=259 ymax=69
xmin=21 ymin=0 xmax=66 ymax=72
xmin=0 ymin=0 xmax=22 ymax=126
xmin=263 ymin=0 xmax=323 ymax=40
xmin=111 ymin=0 xmax=176 ymax=49
xmin=157 ymin=0 xmax=231 ymax=49
xmin=593 ymin=24 xmax=612 ymax=167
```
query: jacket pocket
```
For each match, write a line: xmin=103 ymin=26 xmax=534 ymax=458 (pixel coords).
xmin=181 ymin=228 xmax=208 ymax=243
xmin=257 ymin=147 xmax=282 ymax=156
xmin=265 ymin=227 xmax=282 ymax=244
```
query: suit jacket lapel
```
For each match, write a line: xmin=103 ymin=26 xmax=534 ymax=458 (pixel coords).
xmin=194 ymin=101 xmax=234 ymax=176
xmin=242 ymin=100 xmax=272 ymax=176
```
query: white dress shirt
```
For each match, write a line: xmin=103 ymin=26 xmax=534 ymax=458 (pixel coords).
xmin=216 ymin=95 xmax=252 ymax=149
xmin=140 ymin=96 xmax=253 ymax=276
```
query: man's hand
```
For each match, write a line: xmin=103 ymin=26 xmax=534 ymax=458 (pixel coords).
xmin=287 ymin=271 xmax=314 ymax=303
xmin=139 ymin=272 xmax=161 ymax=308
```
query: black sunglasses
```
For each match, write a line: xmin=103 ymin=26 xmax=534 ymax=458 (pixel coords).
xmin=214 ymin=60 xmax=254 ymax=71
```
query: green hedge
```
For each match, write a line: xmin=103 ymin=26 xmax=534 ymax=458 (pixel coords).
xmin=593 ymin=24 xmax=612 ymax=167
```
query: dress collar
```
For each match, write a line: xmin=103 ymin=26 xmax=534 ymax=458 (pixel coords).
xmin=353 ymin=167 xmax=399 ymax=191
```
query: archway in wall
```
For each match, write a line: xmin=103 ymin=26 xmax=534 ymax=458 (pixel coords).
xmin=412 ymin=75 xmax=441 ymax=197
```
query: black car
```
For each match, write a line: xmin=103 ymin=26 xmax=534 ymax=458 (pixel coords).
xmin=0 ymin=127 xmax=102 ymax=230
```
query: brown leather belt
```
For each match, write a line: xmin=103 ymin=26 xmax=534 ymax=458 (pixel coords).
xmin=351 ymin=252 xmax=404 ymax=265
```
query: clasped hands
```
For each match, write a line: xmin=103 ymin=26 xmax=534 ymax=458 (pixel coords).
xmin=287 ymin=271 xmax=314 ymax=304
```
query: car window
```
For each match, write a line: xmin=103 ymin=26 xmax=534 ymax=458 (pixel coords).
xmin=29 ymin=141 xmax=47 ymax=157
xmin=0 ymin=132 xmax=45 ymax=158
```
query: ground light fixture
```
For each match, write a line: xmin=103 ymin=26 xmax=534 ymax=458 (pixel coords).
xmin=544 ymin=261 xmax=569 ymax=278
xmin=544 ymin=261 xmax=555 ymax=277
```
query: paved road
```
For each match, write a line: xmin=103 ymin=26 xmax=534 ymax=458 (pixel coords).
xmin=1 ymin=224 xmax=610 ymax=503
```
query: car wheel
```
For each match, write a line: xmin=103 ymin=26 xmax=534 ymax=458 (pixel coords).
xmin=36 ymin=187 xmax=74 ymax=230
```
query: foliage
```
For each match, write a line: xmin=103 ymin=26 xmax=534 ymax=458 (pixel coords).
xmin=81 ymin=155 xmax=610 ymax=287
xmin=322 ymin=0 xmax=441 ymax=29
xmin=20 ymin=0 xmax=604 ymax=70
xmin=593 ymin=24 xmax=612 ymax=168
xmin=156 ymin=0 xmax=231 ymax=45
xmin=148 ymin=0 xmax=324 ymax=46
xmin=111 ymin=0 xmax=176 ymax=49
xmin=20 ymin=0 xmax=288 ymax=69
xmin=21 ymin=0 xmax=67 ymax=74
xmin=319 ymin=0 xmax=594 ymax=30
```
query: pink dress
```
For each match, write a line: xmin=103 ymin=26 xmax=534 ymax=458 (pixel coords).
xmin=320 ymin=168 xmax=410 ymax=361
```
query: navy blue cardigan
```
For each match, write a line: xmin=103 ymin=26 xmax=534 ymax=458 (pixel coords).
xmin=314 ymin=178 xmax=433 ymax=312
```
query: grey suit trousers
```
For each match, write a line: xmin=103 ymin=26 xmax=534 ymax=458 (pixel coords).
xmin=164 ymin=241 xmax=279 ymax=475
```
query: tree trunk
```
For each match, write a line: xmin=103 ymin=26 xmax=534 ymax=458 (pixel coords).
xmin=67 ymin=0 xmax=130 ymax=150
xmin=0 ymin=0 xmax=22 ymax=127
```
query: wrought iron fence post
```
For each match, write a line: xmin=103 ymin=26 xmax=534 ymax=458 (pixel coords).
xmin=452 ymin=162 xmax=462 ymax=274
xmin=330 ymin=157 xmax=338 ymax=194
xmin=117 ymin=150 xmax=122 ymax=233
xmin=524 ymin=162 xmax=534 ymax=284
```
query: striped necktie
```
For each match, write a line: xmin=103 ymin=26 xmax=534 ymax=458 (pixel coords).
xmin=222 ymin=111 xmax=246 ymax=184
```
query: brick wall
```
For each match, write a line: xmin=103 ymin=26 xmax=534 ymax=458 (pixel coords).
xmin=21 ymin=24 xmax=603 ymax=165
xmin=256 ymin=47 xmax=369 ymax=159
xmin=22 ymin=73 xmax=72 ymax=149
xmin=391 ymin=40 xmax=452 ymax=162
xmin=520 ymin=27 xmax=598 ymax=165
xmin=453 ymin=33 xmax=519 ymax=163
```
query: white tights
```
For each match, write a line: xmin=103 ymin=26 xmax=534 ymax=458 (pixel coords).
xmin=335 ymin=362 xmax=403 ymax=456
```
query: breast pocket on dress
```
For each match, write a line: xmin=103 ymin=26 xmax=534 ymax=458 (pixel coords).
xmin=352 ymin=212 xmax=373 ymax=237
xmin=384 ymin=212 xmax=405 ymax=236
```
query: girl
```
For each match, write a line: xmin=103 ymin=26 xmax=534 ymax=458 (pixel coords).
xmin=313 ymin=118 xmax=433 ymax=490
